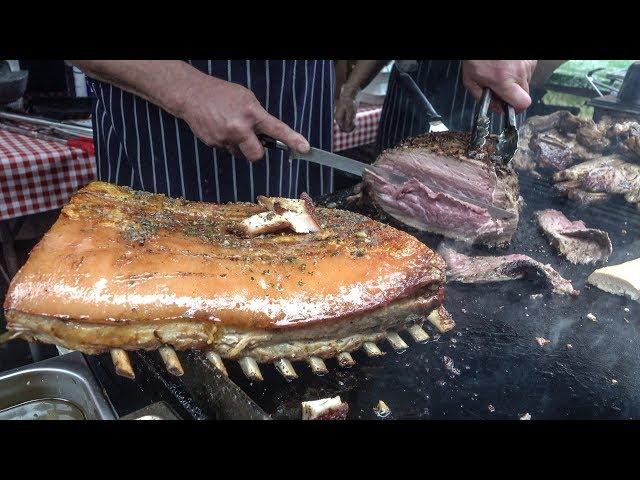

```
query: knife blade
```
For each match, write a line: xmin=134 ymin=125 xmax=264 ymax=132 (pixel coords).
xmin=290 ymin=146 xmax=515 ymax=220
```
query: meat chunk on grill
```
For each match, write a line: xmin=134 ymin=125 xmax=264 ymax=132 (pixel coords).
xmin=552 ymin=156 xmax=640 ymax=209
xmin=439 ymin=245 xmax=577 ymax=296
xmin=363 ymin=131 xmax=521 ymax=246
xmin=512 ymin=110 xmax=640 ymax=175
xmin=534 ymin=209 xmax=612 ymax=264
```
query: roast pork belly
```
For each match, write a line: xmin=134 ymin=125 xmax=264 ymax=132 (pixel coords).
xmin=3 ymin=182 xmax=446 ymax=361
xmin=534 ymin=209 xmax=612 ymax=265
xmin=363 ymin=131 xmax=521 ymax=246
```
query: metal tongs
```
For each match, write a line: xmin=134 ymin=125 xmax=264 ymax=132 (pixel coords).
xmin=468 ymin=88 xmax=518 ymax=165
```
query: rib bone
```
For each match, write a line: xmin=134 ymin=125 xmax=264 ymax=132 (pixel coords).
xmin=110 ymin=348 xmax=135 ymax=379
xmin=307 ymin=356 xmax=328 ymax=375
xmin=427 ymin=307 xmax=455 ymax=333
xmin=158 ymin=345 xmax=184 ymax=376
xmin=274 ymin=358 xmax=298 ymax=380
xmin=239 ymin=357 xmax=264 ymax=381
xmin=407 ymin=324 xmax=430 ymax=343
xmin=385 ymin=331 xmax=409 ymax=351
xmin=336 ymin=352 xmax=356 ymax=367
xmin=363 ymin=341 xmax=385 ymax=357
xmin=205 ymin=351 xmax=228 ymax=376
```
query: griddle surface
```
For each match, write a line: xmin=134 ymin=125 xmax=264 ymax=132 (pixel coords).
xmin=232 ymin=172 xmax=640 ymax=420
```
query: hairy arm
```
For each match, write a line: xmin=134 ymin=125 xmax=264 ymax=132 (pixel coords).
xmin=71 ymin=60 xmax=309 ymax=161
xmin=335 ymin=60 xmax=390 ymax=132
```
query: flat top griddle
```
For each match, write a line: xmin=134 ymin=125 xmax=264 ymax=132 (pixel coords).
xmin=91 ymin=171 xmax=640 ymax=420
xmin=227 ymin=172 xmax=640 ymax=420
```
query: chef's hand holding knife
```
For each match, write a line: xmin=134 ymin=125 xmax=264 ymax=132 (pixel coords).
xmin=71 ymin=60 xmax=310 ymax=162
xmin=177 ymin=73 xmax=310 ymax=161
xmin=462 ymin=60 xmax=538 ymax=113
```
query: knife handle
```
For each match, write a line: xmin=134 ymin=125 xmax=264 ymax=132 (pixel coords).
xmin=258 ymin=134 xmax=288 ymax=151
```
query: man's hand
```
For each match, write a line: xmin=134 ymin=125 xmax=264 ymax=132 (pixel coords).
xmin=335 ymin=84 xmax=360 ymax=133
xmin=462 ymin=60 xmax=538 ymax=112
xmin=71 ymin=60 xmax=309 ymax=162
xmin=178 ymin=73 xmax=309 ymax=161
xmin=334 ymin=60 xmax=389 ymax=133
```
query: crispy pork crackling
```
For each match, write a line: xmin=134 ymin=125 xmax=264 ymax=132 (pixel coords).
xmin=3 ymin=182 xmax=447 ymax=362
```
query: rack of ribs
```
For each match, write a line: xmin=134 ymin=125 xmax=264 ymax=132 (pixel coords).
xmin=2 ymin=182 xmax=451 ymax=381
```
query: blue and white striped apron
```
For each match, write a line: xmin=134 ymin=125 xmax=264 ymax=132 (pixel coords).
xmin=89 ymin=60 xmax=335 ymax=203
xmin=376 ymin=60 xmax=528 ymax=153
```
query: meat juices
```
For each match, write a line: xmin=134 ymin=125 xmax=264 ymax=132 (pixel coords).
xmin=534 ymin=209 xmax=612 ymax=265
xmin=363 ymin=132 xmax=521 ymax=246
xmin=3 ymin=182 xmax=447 ymax=362
xmin=439 ymin=245 xmax=577 ymax=296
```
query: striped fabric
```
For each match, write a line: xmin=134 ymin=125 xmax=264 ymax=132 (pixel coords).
xmin=89 ymin=60 xmax=335 ymax=203
xmin=376 ymin=60 xmax=528 ymax=153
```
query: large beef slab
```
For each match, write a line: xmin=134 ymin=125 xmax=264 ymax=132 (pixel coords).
xmin=363 ymin=131 xmax=521 ymax=246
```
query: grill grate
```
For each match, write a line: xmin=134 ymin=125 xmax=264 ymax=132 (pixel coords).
xmin=96 ymin=171 xmax=640 ymax=419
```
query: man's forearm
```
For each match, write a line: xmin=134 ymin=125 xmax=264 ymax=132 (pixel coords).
xmin=70 ymin=60 xmax=207 ymax=117
xmin=341 ymin=60 xmax=390 ymax=95
xmin=72 ymin=60 xmax=309 ymax=161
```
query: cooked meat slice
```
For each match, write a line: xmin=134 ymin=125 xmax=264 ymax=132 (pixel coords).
xmin=512 ymin=111 xmax=575 ymax=171
xmin=363 ymin=131 xmax=520 ymax=246
xmin=255 ymin=193 xmax=321 ymax=234
xmin=557 ymin=111 xmax=594 ymax=134
xmin=606 ymin=120 xmax=640 ymax=161
xmin=576 ymin=124 xmax=610 ymax=152
xmin=557 ymin=114 xmax=610 ymax=152
xmin=302 ymin=396 xmax=349 ymax=420
xmin=4 ymin=182 xmax=447 ymax=361
xmin=530 ymin=132 xmax=576 ymax=170
xmin=535 ymin=209 xmax=612 ymax=264
xmin=513 ymin=111 xmax=624 ymax=172
xmin=439 ymin=245 xmax=577 ymax=296
xmin=588 ymin=258 xmax=640 ymax=304
xmin=553 ymin=182 xmax=610 ymax=205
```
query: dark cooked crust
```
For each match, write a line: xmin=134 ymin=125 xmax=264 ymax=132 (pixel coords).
xmin=401 ymin=130 xmax=498 ymax=158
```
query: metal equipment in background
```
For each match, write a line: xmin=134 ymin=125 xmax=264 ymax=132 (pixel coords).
xmin=591 ymin=61 xmax=640 ymax=121
xmin=0 ymin=109 xmax=93 ymax=138
xmin=0 ymin=352 xmax=116 ymax=420
xmin=0 ymin=61 xmax=28 ymax=106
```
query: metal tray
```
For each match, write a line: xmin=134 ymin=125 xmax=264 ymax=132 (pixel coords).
xmin=0 ymin=351 xmax=117 ymax=420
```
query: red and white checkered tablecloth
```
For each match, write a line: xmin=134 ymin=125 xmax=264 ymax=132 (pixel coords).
xmin=333 ymin=105 xmax=382 ymax=152
xmin=0 ymin=129 xmax=96 ymax=221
